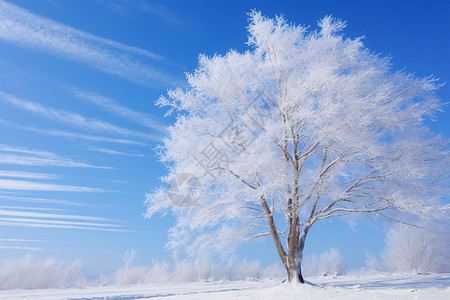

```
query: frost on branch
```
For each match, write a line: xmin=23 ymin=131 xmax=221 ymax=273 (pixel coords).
xmin=146 ymin=11 xmax=449 ymax=282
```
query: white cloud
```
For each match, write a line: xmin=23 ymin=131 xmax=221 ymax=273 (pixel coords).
xmin=0 ymin=208 xmax=110 ymax=221
xmin=0 ymin=195 xmax=85 ymax=207
xmin=70 ymin=88 xmax=167 ymax=133
xmin=0 ymin=217 xmax=118 ymax=228
xmin=19 ymin=126 xmax=152 ymax=146
xmin=0 ymin=0 xmax=178 ymax=87
xmin=0 ymin=153 xmax=109 ymax=169
xmin=87 ymin=146 xmax=145 ymax=157
xmin=0 ymin=144 xmax=58 ymax=158
xmin=0 ymin=238 xmax=70 ymax=252
xmin=95 ymin=0 xmax=183 ymax=28
xmin=0 ymin=191 xmax=27 ymax=195
xmin=0 ymin=144 xmax=112 ymax=169
xmin=0 ymin=92 xmax=159 ymax=140
xmin=0 ymin=60 xmax=33 ymax=87
xmin=0 ymin=170 xmax=60 ymax=180
xmin=0 ymin=221 xmax=130 ymax=232
xmin=139 ymin=2 xmax=183 ymax=28
xmin=0 ymin=238 xmax=75 ymax=243
xmin=0 ymin=179 xmax=105 ymax=192
xmin=0 ymin=222 xmax=132 ymax=232
xmin=0 ymin=245 xmax=44 ymax=251
xmin=0 ymin=208 xmax=128 ymax=232
xmin=107 ymin=179 xmax=131 ymax=184
xmin=0 ymin=206 xmax=66 ymax=211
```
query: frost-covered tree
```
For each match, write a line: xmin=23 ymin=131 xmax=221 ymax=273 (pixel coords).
xmin=372 ymin=223 xmax=450 ymax=273
xmin=146 ymin=12 xmax=449 ymax=283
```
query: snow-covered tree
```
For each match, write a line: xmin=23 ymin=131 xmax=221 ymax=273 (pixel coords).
xmin=146 ymin=12 xmax=449 ymax=283
xmin=371 ymin=223 xmax=450 ymax=273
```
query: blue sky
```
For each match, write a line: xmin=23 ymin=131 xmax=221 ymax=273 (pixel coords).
xmin=0 ymin=0 xmax=448 ymax=275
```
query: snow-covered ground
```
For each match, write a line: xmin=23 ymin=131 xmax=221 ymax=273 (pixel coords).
xmin=1 ymin=273 xmax=449 ymax=300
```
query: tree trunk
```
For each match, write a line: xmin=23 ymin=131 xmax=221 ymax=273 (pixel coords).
xmin=287 ymin=229 xmax=307 ymax=284
xmin=287 ymin=262 xmax=305 ymax=283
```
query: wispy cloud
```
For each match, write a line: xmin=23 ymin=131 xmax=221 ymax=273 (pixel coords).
xmin=0 ymin=146 xmax=110 ymax=169
xmin=0 ymin=195 xmax=85 ymax=207
xmin=0 ymin=206 xmax=66 ymax=211
xmin=96 ymin=0 xmax=183 ymax=28
xmin=0 ymin=92 xmax=159 ymax=141
xmin=0 ymin=238 xmax=76 ymax=243
xmin=94 ymin=0 xmax=130 ymax=17
xmin=0 ymin=170 xmax=60 ymax=180
xmin=0 ymin=0 xmax=179 ymax=87
xmin=0 ymin=208 xmax=110 ymax=221
xmin=139 ymin=2 xmax=183 ymax=28
xmin=87 ymin=146 xmax=145 ymax=157
xmin=107 ymin=179 xmax=130 ymax=185
xmin=0 ymin=153 xmax=97 ymax=168
xmin=0 ymin=144 xmax=58 ymax=158
xmin=0 ymin=60 xmax=33 ymax=87
xmin=18 ymin=126 xmax=151 ymax=146
xmin=1 ymin=110 xmax=152 ymax=147
xmin=0 ymin=208 xmax=128 ymax=232
xmin=0 ymin=191 xmax=29 ymax=195
xmin=0 ymin=217 xmax=119 ymax=228
xmin=0 ymin=221 xmax=130 ymax=232
xmin=0 ymin=245 xmax=44 ymax=251
xmin=70 ymin=88 xmax=167 ymax=133
xmin=0 ymin=238 xmax=75 ymax=252
xmin=0 ymin=179 xmax=105 ymax=192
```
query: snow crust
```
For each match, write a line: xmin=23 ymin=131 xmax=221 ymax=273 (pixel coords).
xmin=1 ymin=273 xmax=449 ymax=300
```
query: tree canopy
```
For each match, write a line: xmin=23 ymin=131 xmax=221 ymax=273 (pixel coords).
xmin=146 ymin=12 xmax=449 ymax=283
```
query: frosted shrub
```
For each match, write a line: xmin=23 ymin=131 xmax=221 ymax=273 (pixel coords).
xmin=0 ymin=254 xmax=86 ymax=289
xmin=111 ymin=250 xmax=284 ymax=285
xmin=380 ymin=224 xmax=450 ymax=273
xmin=303 ymin=248 xmax=345 ymax=276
